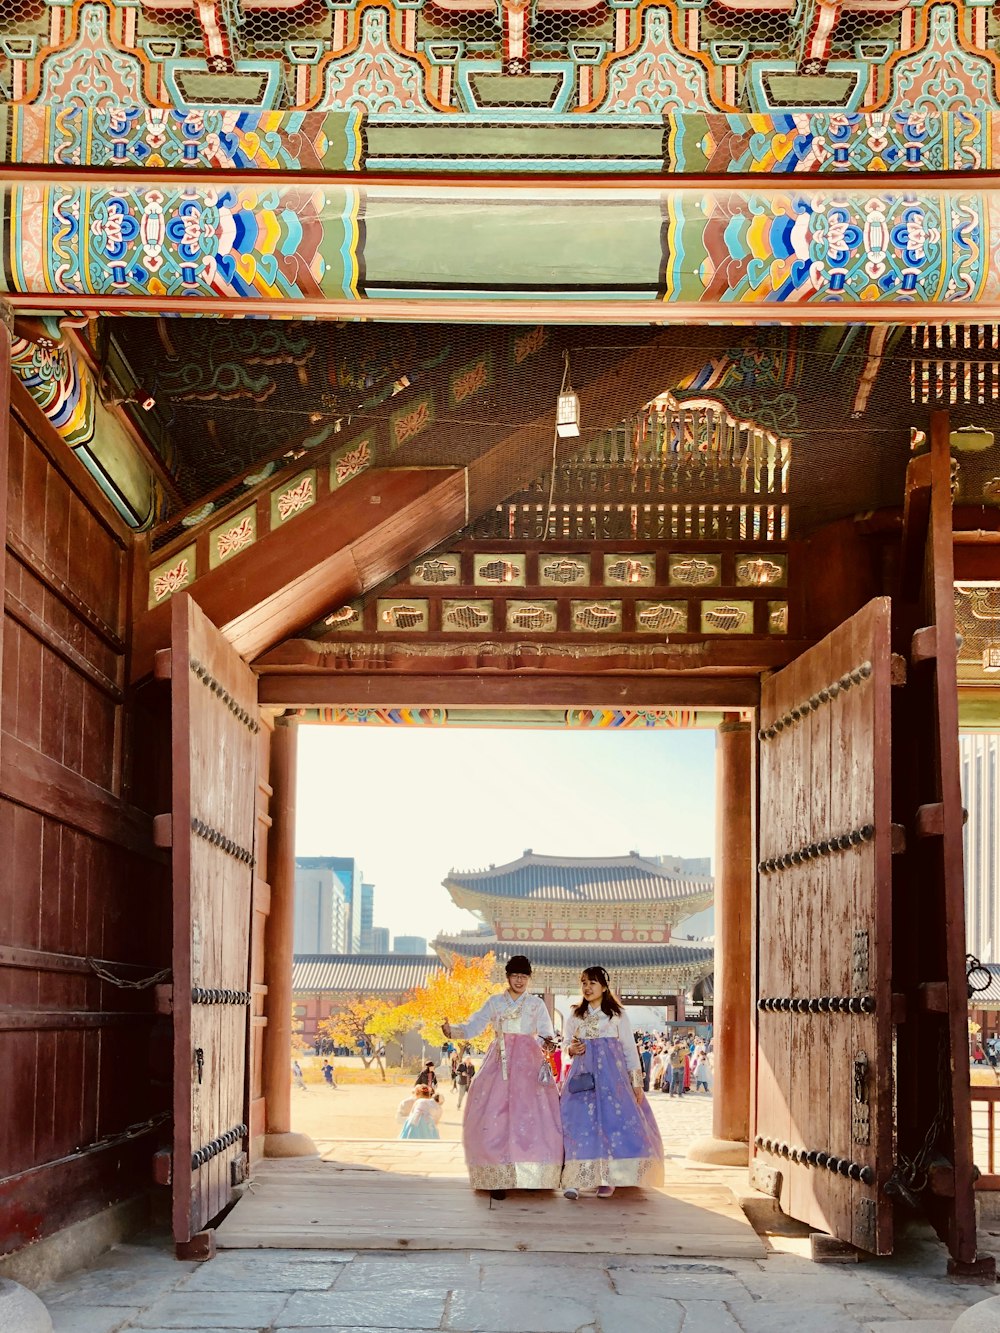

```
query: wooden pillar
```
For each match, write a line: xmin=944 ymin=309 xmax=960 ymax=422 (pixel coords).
xmin=262 ymin=720 xmax=317 ymax=1157
xmin=689 ymin=714 xmax=753 ymax=1165
xmin=0 ymin=310 xmax=11 ymax=762
xmin=676 ymin=992 xmax=686 ymax=1023
xmin=542 ymin=989 xmax=555 ymax=1023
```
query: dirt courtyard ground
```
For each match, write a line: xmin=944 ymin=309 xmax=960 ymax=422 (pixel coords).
xmin=289 ymin=1054 xmax=715 ymax=1153
xmin=291 ymin=1069 xmax=465 ymax=1142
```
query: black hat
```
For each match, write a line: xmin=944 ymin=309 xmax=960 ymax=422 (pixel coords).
xmin=505 ymin=955 xmax=532 ymax=975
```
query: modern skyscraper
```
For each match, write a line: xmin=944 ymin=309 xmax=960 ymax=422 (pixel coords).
xmin=371 ymin=926 xmax=390 ymax=953
xmin=360 ymin=882 xmax=375 ymax=952
xmin=961 ymin=732 xmax=1000 ymax=964
xmin=393 ymin=935 xmax=428 ymax=955
xmin=293 ymin=863 xmax=348 ymax=954
xmin=297 ymin=856 xmax=365 ymax=952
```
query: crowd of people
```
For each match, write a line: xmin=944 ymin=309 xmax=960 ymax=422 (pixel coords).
xmin=635 ymin=1030 xmax=713 ymax=1096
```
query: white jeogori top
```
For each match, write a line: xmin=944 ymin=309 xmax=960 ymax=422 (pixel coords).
xmin=563 ymin=1004 xmax=641 ymax=1072
xmin=451 ymin=991 xmax=554 ymax=1040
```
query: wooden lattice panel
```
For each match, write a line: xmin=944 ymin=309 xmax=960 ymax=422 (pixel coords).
xmin=755 ymin=597 xmax=893 ymax=1254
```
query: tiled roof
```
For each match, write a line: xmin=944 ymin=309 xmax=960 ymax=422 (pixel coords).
xmin=444 ymin=852 xmax=712 ymax=903
xmin=970 ymin=963 xmax=1000 ymax=1006
xmin=292 ymin=953 xmax=442 ymax=994
xmin=432 ymin=935 xmax=714 ymax=970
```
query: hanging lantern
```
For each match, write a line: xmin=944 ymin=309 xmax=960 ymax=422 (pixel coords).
xmin=556 ymin=391 xmax=580 ymax=438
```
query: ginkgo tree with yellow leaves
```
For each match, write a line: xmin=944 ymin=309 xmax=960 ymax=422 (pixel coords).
xmin=317 ymin=994 xmax=408 ymax=1080
xmin=389 ymin=953 xmax=498 ymax=1053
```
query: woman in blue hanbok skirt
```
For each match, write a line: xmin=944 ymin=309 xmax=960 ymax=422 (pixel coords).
xmin=399 ymin=1086 xmax=442 ymax=1139
xmin=560 ymin=965 xmax=664 ymax=1198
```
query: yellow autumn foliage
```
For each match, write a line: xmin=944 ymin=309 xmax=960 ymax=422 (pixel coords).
xmin=388 ymin=952 xmax=499 ymax=1052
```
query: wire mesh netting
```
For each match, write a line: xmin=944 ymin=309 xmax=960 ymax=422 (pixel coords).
xmin=106 ymin=319 xmax=1000 ymax=551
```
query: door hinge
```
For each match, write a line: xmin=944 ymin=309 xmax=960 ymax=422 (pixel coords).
xmin=855 ymin=1197 xmax=876 ymax=1252
xmin=852 ymin=932 xmax=870 ymax=992
xmin=852 ymin=1050 xmax=870 ymax=1146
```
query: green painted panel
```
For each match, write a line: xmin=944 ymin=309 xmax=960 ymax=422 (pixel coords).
xmin=364 ymin=123 xmax=666 ymax=162
xmin=362 ymin=196 xmax=663 ymax=291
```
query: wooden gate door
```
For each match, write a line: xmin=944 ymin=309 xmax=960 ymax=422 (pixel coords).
xmin=754 ymin=596 xmax=893 ymax=1254
xmin=167 ymin=593 xmax=258 ymax=1253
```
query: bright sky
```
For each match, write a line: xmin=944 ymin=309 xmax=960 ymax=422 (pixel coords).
xmin=295 ymin=726 xmax=716 ymax=945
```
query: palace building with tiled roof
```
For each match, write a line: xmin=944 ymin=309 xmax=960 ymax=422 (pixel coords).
xmin=434 ymin=852 xmax=714 ymax=1014
xmin=292 ymin=953 xmax=443 ymax=1046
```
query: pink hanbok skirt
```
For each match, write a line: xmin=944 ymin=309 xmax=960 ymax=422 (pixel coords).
xmin=461 ymin=1033 xmax=563 ymax=1191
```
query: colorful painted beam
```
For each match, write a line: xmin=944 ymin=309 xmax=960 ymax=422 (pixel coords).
xmin=11 ymin=321 xmax=159 ymax=526
xmin=1 ymin=179 xmax=997 ymax=316
xmin=0 ymin=104 xmax=992 ymax=175
xmin=290 ymin=705 xmax=727 ymax=727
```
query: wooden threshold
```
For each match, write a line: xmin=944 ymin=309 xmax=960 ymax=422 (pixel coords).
xmin=215 ymin=1153 xmax=765 ymax=1258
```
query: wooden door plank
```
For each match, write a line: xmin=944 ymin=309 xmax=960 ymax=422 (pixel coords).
xmin=171 ymin=593 xmax=257 ymax=1245
xmin=756 ymin=599 xmax=893 ymax=1254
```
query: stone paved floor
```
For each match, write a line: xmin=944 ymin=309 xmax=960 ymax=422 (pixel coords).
xmin=36 ymin=1230 xmax=998 ymax=1333
xmin=34 ymin=1093 xmax=1000 ymax=1333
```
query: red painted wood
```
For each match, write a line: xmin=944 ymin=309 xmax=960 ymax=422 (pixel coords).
xmin=892 ymin=416 xmax=985 ymax=1270
xmin=249 ymin=716 xmax=273 ymax=1163
xmin=132 ymin=467 xmax=468 ymax=678
xmin=0 ymin=732 xmax=153 ymax=853
xmin=0 ymin=1132 xmax=161 ymax=1258
xmin=258 ymin=671 xmax=763 ymax=709
xmin=1 ymin=375 xmax=169 ymax=1261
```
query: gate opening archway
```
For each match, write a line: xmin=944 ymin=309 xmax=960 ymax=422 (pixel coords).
xmin=2 ymin=306 xmax=994 ymax=1276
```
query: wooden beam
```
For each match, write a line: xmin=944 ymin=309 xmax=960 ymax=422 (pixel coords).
xmin=926 ymin=409 xmax=980 ymax=1267
xmin=954 ymin=544 xmax=1000 ymax=582
xmin=899 ymin=452 xmax=932 ymax=601
xmin=4 ymin=587 xmax=124 ymax=701
xmin=257 ymin=636 xmax=808 ymax=675
xmin=61 ymin=325 xmax=185 ymax=511
xmin=0 ymin=314 xmax=10 ymax=787
xmin=0 ymin=729 xmax=155 ymax=855
xmin=256 ymin=673 xmax=761 ymax=709
xmin=131 ymin=466 xmax=468 ymax=678
xmin=8 ymin=376 xmax=133 ymax=548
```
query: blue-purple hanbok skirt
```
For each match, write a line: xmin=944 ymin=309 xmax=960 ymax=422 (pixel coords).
xmin=561 ymin=1037 xmax=664 ymax=1190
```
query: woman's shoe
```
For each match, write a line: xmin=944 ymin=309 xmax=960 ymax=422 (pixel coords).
xmin=563 ymin=1188 xmax=579 ymax=1200
xmin=490 ymin=1189 xmax=507 ymax=1200
xmin=596 ymin=1185 xmax=616 ymax=1198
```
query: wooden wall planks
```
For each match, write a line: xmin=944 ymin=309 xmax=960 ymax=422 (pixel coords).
xmin=0 ymin=351 xmax=169 ymax=1257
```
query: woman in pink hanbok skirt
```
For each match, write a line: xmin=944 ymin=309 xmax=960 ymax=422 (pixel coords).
xmin=443 ymin=955 xmax=563 ymax=1200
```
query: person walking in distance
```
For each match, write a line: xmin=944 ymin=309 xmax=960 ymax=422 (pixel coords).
xmin=442 ymin=955 xmax=562 ymax=1200
xmin=456 ymin=1054 xmax=475 ymax=1110
xmin=667 ymin=1039 xmax=686 ymax=1096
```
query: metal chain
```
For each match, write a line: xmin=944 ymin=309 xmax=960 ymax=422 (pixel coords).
xmin=893 ymin=1030 xmax=951 ymax=1197
xmin=87 ymin=958 xmax=172 ymax=990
